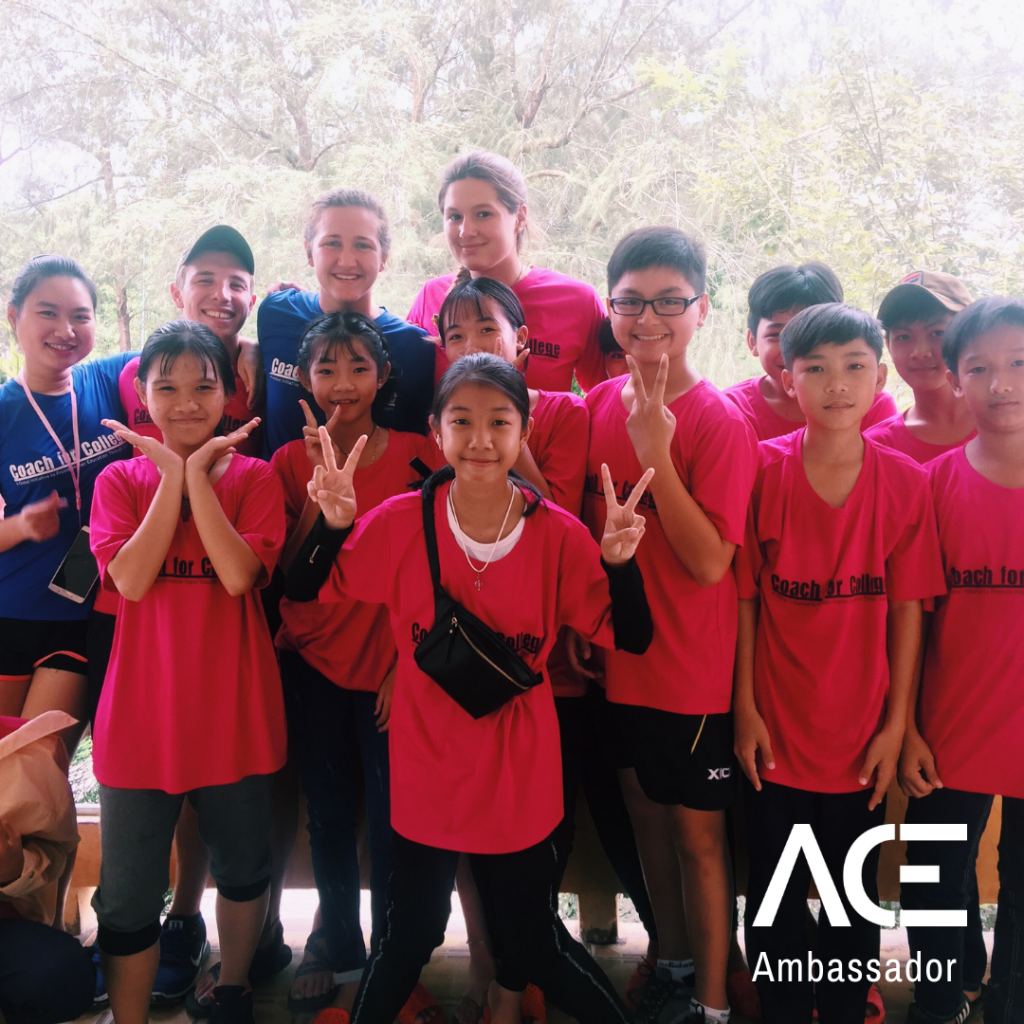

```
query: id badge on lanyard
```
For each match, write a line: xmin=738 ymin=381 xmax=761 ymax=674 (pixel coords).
xmin=18 ymin=375 xmax=98 ymax=601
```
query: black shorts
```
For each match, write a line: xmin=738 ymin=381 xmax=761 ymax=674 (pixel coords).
xmin=0 ymin=617 xmax=89 ymax=681
xmin=588 ymin=685 xmax=635 ymax=770
xmin=623 ymin=704 xmax=735 ymax=810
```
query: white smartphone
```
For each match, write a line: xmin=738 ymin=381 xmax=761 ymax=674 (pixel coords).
xmin=49 ymin=526 xmax=99 ymax=603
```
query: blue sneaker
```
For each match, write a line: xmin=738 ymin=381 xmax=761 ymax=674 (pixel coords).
xmin=152 ymin=913 xmax=211 ymax=1005
xmin=90 ymin=943 xmax=108 ymax=1009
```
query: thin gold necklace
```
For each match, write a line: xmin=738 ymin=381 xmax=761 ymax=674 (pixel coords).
xmin=339 ymin=424 xmax=383 ymax=465
xmin=448 ymin=481 xmax=517 ymax=590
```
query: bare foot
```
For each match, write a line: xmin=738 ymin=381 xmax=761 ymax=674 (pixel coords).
xmin=453 ymin=940 xmax=493 ymax=1024
xmin=487 ymin=982 xmax=522 ymax=1024
xmin=289 ymin=938 xmax=335 ymax=1006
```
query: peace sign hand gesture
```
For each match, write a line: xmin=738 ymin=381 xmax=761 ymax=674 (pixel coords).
xmin=300 ymin=399 xmax=343 ymax=471
xmin=600 ymin=463 xmax=654 ymax=565
xmin=625 ymin=354 xmax=676 ymax=468
xmin=307 ymin=426 xmax=366 ymax=530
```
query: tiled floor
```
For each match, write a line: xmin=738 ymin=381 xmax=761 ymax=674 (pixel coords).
xmin=76 ymin=888 xmax=991 ymax=1023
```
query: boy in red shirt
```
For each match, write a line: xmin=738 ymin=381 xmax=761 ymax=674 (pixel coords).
xmin=899 ymin=297 xmax=1024 ymax=1024
xmin=734 ymin=303 xmax=945 ymax=1024
xmin=725 ymin=263 xmax=897 ymax=439
xmin=865 ymin=271 xmax=977 ymax=462
xmin=584 ymin=226 xmax=757 ymax=1024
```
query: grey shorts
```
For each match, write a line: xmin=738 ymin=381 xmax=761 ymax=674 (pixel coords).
xmin=93 ymin=774 xmax=273 ymax=955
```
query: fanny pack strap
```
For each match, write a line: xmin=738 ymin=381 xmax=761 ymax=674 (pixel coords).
xmin=420 ymin=473 xmax=448 ymax=618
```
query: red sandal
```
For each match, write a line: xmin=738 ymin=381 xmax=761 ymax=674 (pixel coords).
xmin=625 ymin=956 xmax=657 ymax=1011
xmin=398 ymin=982 xmax=446 ymax=1024
xmin=312 ymin=1009 xmax=350 ymax=1024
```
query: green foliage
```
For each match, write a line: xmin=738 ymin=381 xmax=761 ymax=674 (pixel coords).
xmin=2 ymin=0 xmax=1023 ymax=393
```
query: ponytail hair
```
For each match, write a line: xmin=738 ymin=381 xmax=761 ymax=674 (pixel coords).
xmin=429 ymin=352 xmax=542 ymax=515
xmin=438 ymin=151 xmax=529 ymax=259
xmin=436 ymin=277 xmax=526 ymax=347
xmin=10 ymin=255 xmax=97 ymax=314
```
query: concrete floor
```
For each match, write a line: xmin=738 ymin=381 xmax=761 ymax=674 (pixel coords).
xmin=76 ymin=888 xmax=992 ymax=1024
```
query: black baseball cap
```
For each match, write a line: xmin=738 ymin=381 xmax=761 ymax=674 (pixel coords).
xmin=176 ymin=225 xmax=255 ymax=277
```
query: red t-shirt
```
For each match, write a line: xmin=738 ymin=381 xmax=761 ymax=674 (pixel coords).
xmin=89 ymin=456 xmax=287 ymax=792
xmin=408 ymin=267 xmax=607 ymax=393
xmin=322 ymin=484 xmax=621 ymax=854
xmin=584 ymin=377 xmax=756 ymax=714
xmin=918 ymin=448 xmax=1024 ymax=800
xmin=735 ymin=431 xmax=946 ymax=793
xmin=723 ymin=375 xmax=898 ymax=441
xmin=864 ymin=412 xmax=976 ymax=465
xmin=272 ymin=431 xmax=442 ymax=692
xmin=118 ymin=355 xmax=263 ymax=458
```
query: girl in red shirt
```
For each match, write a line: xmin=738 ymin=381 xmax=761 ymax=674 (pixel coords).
xmin=407 ymin=150 xmax=608 ymax=395
xmin=90 ymin=321 xmax=285 ymax=1024
xmin=286 ymin=353 xmax=653 ymax=1024
xmin=271 ymin=311 xmax=440 ymax=1020
xmin=435 ymin=277 xmax=589 ymax=1022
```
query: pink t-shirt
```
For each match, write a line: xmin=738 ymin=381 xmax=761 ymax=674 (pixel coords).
xmin=322 ymin=485 xmax=620 ymax=854
xmin=723 ymin=375 xmax=899 ymax=441
xmin=118 ymin=355 xmax=263 ymax=458
xmin=408 ymin=268 xmax=607 ymax=393
xmin=735 ymin=432 xmax=946 ymax=792
xmin=89 ymin=456 xmax=287 ymax=792
xmin=864 ymin=412 xmax=976 ymax=466
xmin=919 ymin=448 xmax=1024 ymax=800
xmin=584 ymin=377 xmax=757 ymax=714
xmin=272 ymin=431 xmax=442 ymax=692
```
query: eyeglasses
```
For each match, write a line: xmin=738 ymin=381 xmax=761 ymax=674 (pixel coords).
xmin=608 ymin=294 xmax=704 ymax=317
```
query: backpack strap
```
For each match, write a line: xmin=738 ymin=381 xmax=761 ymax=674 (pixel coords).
xmin=420 ymin=468 xmax=452 ymax=613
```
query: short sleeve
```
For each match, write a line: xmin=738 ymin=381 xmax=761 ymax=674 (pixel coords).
xmin=89 ymin=465 xmax=140 ymax=593
xmin=234 ymin=462 xmax=287 ymax=587
xmin=572 ymin=289 xmax=610 ymax=393
xmin=413 ymin=434 xmax=448 ymax=475
xmin=555 ymin=524 xmax=615 ymax=647
xmin=686 ymin=402 xmax=757 ymax=547
xmin=92 ymin=352 xmax=137 ymax=387
xmin=536 ymin=400 xmax=590 ymax=516
xmin=321 ymin=502 xmax=393 ymax=606
xmin=886 ymin=472 xmax=946 ymax=602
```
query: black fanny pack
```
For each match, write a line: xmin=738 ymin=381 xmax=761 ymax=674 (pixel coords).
xmin=412 ymin=473 xmax=543 ymax=719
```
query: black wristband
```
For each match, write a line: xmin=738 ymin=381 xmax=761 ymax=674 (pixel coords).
xmin=284 ymin=514 xmax=354 ymax=602
xmin=601 ymin=556 xmax=653 ymax=654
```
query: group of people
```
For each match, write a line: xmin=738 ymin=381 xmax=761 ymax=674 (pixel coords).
xmin=0 ymin=148 xmax=1020 ymax=1024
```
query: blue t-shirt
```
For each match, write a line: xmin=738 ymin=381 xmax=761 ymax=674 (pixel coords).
xmin=0 ymin=353 xmax=134 ymax=620
xmin=257 ymin=290 xmax=437 ymax=457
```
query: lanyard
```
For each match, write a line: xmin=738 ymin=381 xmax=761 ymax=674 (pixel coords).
xmin=17 ymin=374 xmax=83 ymax=519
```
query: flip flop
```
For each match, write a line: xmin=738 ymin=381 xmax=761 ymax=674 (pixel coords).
xmin=520 ymin=984 xmax=546 ymax=1024
xmin=397 ymin=981 xmax=446 ymax=1024
xmin=865 ymin=983 xmax=885 ymax=1022
xmin=313 ymin=1009 xmax=351 ymax=1024
xmin=288 ymin=928 xmax=340 ymax=1014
